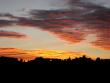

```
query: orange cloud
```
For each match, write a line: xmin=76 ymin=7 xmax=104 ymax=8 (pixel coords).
xmin=0 ymin=48 xmax=36 ymax=62
xmin=91 ymin=28 xmax=110 ymax=50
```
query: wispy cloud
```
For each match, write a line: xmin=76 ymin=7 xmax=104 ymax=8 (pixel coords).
xmin=0 ymin=30 xmax=27 ymax=39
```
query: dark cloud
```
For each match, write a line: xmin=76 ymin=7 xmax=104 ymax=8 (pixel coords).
xmin=0 ymin=13 xmax=14 ymax=18
xmin=0 ymin=30 xmax=27 ymax=39
xmin=0 ymin=0 xmax=110 ymax=50
xmin=0 ymin=20 xmax=14 ymax=27
xmin=21 ymin=6 xmax=110 ymax=50
xmin=83 ymin=0 xmax=110 ymax=8
xmin=0 ymin=13 xmax=18 ymax=27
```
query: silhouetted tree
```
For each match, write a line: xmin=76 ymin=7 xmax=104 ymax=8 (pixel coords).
xmin=0 ymin=56 xmax=110 ymax=65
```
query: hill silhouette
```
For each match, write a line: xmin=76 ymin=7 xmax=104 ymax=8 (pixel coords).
xmin=0 ymin=55 xmax=110 ymax=65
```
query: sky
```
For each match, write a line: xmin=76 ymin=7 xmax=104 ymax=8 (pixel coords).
xmin=0 ymin=0 xmax=110 ymax=60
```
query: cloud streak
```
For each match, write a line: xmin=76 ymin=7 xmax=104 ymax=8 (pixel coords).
xmin=0 ymin=30 xmax=27 ymax=39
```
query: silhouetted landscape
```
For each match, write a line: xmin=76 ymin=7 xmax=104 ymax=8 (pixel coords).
xmin=0 ymin=55 xmax=110 ymax=65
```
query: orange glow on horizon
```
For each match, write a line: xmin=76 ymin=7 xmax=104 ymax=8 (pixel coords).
xmin=0 ymin=48 xmax=96 ymax=62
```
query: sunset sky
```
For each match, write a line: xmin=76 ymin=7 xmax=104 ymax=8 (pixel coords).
xmin=0 ymin=0 xmax=110 ymax=60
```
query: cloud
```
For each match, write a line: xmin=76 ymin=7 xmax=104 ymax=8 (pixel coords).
xmin=91 ymin=28 xmax=110 ymax=50
xmin=17 ymin=7 xmax=110 ymax=50
xmin=16 ymin=10 xmax=87 ymax=43
xmin=68 ymin=0 xmax=110 ymax=9
xmin=0 ymin=0 xmax=110 ymax=50
xmin=0 ymin=13 xmax=18 ymax=27
xmin=83 ymin=0 xmax=110 ymax=8
xmin=0 ymin=20 xmax=14 ymax=27
xmin=0 ymin=30 xmax=27 ymax=39
xmin=21 ymin=7 xmax=110 ymax=50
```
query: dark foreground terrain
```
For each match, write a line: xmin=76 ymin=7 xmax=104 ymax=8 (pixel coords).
xmin=0 ymin=55 xmax=110 ymax=65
